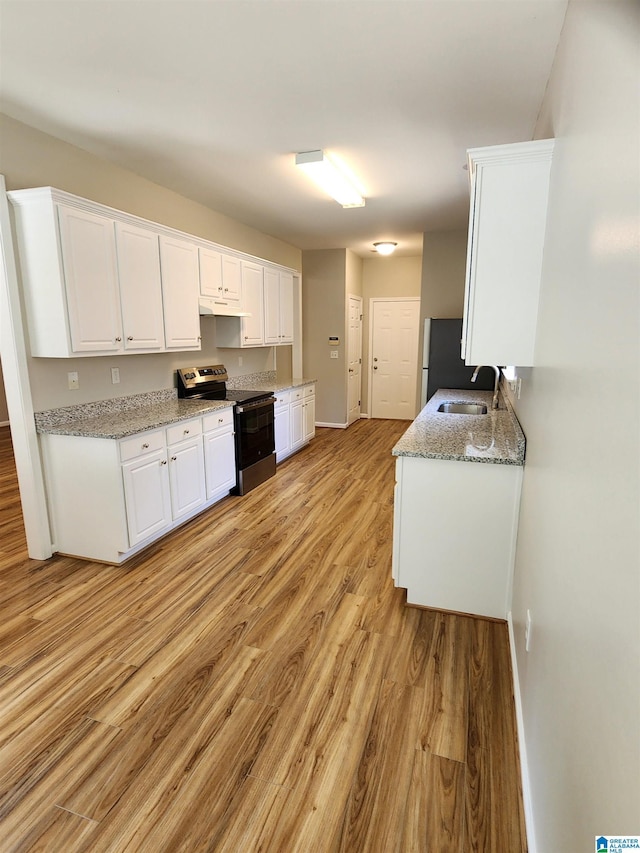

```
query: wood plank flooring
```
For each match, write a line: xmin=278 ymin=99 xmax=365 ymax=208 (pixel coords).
xmin=0 ymin=420 xmax=526 ymax=852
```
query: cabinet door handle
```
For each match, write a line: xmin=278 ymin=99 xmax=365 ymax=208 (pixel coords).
xmin=115 ymin=336 xmax=122 ymax=342
xmin=171 ymin=456 xmax=177 ymax=462
xmin=142 ymin=443 xmax=150 ymax=449
xmin=161 ymin=459 xmax=167 ymax=465
xmin=127 ymin=336 xmax=133 ymax=341
xmin=218 ymin=418 xmax=224 ymax=424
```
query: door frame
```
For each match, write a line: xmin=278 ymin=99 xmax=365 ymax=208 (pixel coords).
xmin=346 ymin=294 xmax=363 ymax=426
xmin=367 ymin=297 xmax=421 ymax=420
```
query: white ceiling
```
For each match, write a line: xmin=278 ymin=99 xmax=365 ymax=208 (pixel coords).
xmin=0 ymin=0 xmax=567 ymax=258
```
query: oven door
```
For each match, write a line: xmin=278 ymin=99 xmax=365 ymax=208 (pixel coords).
xmin=235 ymin=398 xmax=275 ymax=470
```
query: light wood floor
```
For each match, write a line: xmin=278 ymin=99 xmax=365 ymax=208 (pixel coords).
xmin=0 ymin=420 xmax=526 ymax=852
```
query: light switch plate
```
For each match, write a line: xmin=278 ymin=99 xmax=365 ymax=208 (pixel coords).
xmin=111 ymin=367 xmax=120 ymax=384
xmin=330 ymin=350 xmax=339 ymax=359
xmin=67 ymin=371 xmax=79 ymax=390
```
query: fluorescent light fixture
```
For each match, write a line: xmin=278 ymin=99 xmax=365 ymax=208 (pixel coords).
xmin=373 ymin=241 xmax=398 ymax=255
xmin=295 ymin=150 xmax=365 ymax=208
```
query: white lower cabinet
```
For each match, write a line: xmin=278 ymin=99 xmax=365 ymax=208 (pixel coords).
xmin=166 ymin=419 xmax=206 ymax=520
xmin=274 ymin=384 xmax=315 ymax=462
xmin=274 ymin=391 xmax=291 ymax=462
xmin=392 ymin=455 xmax=523 ymax=619
xmin=39 ymin=407 xmax=235 ymax=564
xmin=122 ymin=446 xmax=172 ymax=546
xmin=202 ymin=409 xmax=236 ymax=497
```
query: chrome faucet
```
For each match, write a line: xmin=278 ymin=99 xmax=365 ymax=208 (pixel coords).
xmin=471 ymin=365 xmax=501 ymax=410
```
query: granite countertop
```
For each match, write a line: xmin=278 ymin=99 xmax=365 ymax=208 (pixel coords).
xmin=227 ymin=376 xmax=316 ymax=394
xmin=34 ymin=375 xmax=317 ymax=441
xmin=35 ymin=390 xmax=233 ymax=440
xmin=392 ymin=388 xmax=526 ymax=466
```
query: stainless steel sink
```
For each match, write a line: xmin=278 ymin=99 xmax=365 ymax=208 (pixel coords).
xmin=437 ymin=401 xmax=488 ymax=415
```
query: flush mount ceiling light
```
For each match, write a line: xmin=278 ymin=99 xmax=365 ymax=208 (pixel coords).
xmin=295 ymin=150 xmax=365 ymax=208
xmin=373 ymin=241 xmax=398 ymax=256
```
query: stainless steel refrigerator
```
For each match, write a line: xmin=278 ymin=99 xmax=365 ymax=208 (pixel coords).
xmin=420 ymin=318 xmax=495 ymax=407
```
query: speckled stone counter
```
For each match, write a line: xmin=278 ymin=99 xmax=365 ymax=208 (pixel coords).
xmin=227 ymin=373 xmax=316 ymax=394
xmin=392 ymin=388 xmax=525 ymax=465
xmin=35 ymin=390 xmax=232 ymax=440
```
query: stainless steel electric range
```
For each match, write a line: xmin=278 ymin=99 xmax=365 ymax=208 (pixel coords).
xmin=176 ymin=365 xmax=276 ymax=495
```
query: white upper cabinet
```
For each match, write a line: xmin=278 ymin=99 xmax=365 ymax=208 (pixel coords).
xmin=9 ymin=186 xmax=297 ymax=357
xmin=199 ymin=248 xmax=242 ymax=305
xmin=240 ymin=261 xmax=265 ymax=346
xmin=221 ymin=254 xmax=241 ymax=302
xmin=159 ymin=235 xmax=201 ymax=350
xmin=57 ymin=205 xmax=123 ymax=354
xmin=264 ymin=267 xmax=294 ymax=345
xmin=198 ymin=246 xmax=223 ymax=298
xmin=115 ymin=221 xmax=165 ymax=351
xmin=462 ymin=139 xmax=554 ymax=367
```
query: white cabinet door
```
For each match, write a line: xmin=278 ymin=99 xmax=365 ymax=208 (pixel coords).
xmin=275 ymin=403 xmax=291 ymax=461
xmin=264 ymin=268 xmax=294 ymax=345
xmin=303 ymin=392 xmax=315 ymax=442
xmin=263 ymin=267 xmax=281 ymax=345
xmin=240 ymin=261 xmax=264 ymax=346
xmin=57 ymin=205 xmax=123 ymax=352
xmin=290 ymin=398 xmax=304 ymax=449
xmin=159 ymin=235 xmax=201 ymax=350
xmin=122 ymin=449 xmax=172 ymax=546
xmin=279 ymin=271 xmax=294 ymax=344
xmin=168 ymin=436 xmax=206 ymax=520
xmin=221 ymin=254 xmax=241 ymax=302
xmin=115 ymin=221 xmax=165 ymax=350
xmin=462 ymin=139 xmax=554 ymax=367
xmin=203 ymin=429 xmax=236 ymax=497
xmin=199 ymin=246 xmax=223 ymax=298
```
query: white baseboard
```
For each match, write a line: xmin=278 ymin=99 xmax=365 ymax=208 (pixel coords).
xmin=315 ymin=421 xmax=348 ymax=429
xmin=507 ymin=611 xmax=536 ymax=853
xmin=360 ymin=412 xmax=370 ymax=419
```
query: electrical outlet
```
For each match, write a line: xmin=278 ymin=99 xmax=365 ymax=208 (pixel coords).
xmin=111 ymin=367 xmax=120 ymax=384
xmin=67 ymin=371 xmax=79 ymax=390
xmin=330 ymin=350 xmax=339 ymax=359
xmin=238 ymin=356 xmax=243 ymax=367
xmin=525 ymin=609 xmax=532 ymax=652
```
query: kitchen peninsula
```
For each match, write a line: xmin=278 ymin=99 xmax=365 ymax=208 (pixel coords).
xmin=392 ymin=388 xmax=525 ymax=619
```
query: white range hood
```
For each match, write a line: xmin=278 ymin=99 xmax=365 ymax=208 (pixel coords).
xmin=198 ymin=298 xmax=251 ymax=318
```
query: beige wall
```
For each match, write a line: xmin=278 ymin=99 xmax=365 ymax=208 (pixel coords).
xmin=302 ymin=249 xmax=350 ymax=426
xmin=508 ymin=2 xmax=640 ymax=849
xmin=0 ymin=114 xmax=302 ymax=411
xmin=361 ymin=255 xmax=422 ymax=414
xmin=420 ymin=230 xmax=468 ymax=320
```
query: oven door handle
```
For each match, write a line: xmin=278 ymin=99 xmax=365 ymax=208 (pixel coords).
xmin=235 ymin=397 xmax=275 ymax=414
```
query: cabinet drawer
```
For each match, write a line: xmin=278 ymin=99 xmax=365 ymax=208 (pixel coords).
xmin=166 ymin=418 xmax=202 ymax=446
xmin=291 ymin=387 xmax=304 ymax=402
xmin=119 ymin=429 xmax=165 ymax=462
xmin=274 ymin=390 xmax=290 ymax=408
xmin=202 ymin=408 xmax=234 ymax=433
xmin=303 ymin=384 xmax=315 ymax=398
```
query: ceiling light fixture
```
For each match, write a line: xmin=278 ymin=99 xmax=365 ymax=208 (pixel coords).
xmin=373 ymin=241 xmax=398 ymax=256
xmin=295 ymin=150 xmax=365 ymax=208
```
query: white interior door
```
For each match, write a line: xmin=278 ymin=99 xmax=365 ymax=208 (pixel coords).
xmin=370 ymin=299 xmax=420 ymax=420
xmin=347 ymin=295 xmax=362 ymax=425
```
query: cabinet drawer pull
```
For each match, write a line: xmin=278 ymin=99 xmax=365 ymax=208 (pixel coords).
xmin=184 ymin=429 xmax=190 ymax=435
xmin=142 ymin=443 xmax=149 ymax=449
xmin=171 ymin=456 xmax=177 ymax=462
xmin=218 ymin=418 xmax=224 ymax=424
xmin=161 ymin=459 xmax=167 ymax=465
